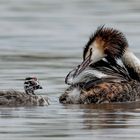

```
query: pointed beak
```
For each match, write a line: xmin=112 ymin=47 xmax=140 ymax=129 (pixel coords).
xmin=38 ymin=85 xmax=43 ymax=89
xmin=65 ymin=55 xmax=91 ymax=85
xmin=75 ymin=55 xmax=91 ymax=76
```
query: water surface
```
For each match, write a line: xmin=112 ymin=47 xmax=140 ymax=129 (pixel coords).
xmin=0 ymin=0 xmax=140 ymax=140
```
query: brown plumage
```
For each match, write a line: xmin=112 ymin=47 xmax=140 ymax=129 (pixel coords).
xmin=83 ymin=26 xmax=128 ymax=61
xmin=60 ymin=26 xmax=140 ymax=104
xmin=80 ymin=80 xmax=140 ymax=104
xmin=0 ymin=90 xmax=49 ymax=106
xmin=60 ymin=79 xmax=140 ymax=104
xmin=59 ymin=60 xmax=139 ymax=104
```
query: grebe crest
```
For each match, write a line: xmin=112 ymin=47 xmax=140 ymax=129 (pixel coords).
xmin=83 ymin=26 xmax=140 ymax=81
xmin=83 ymin=25 xmax=128 ymax=62
xmin=60 ymin=26 xmax=140 ymax=104
xmin=24 ymin=77 xmax=42 ymax=95
xmin=66 ymin=26 xmax=129 ymax=84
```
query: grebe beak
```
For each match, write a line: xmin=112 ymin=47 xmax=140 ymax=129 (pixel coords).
xmin=65 ymin=54 xmax=92 ymax=85
xmin=75 ymin=55 xmax=91 ymax=76
xmin=76 ymin=46 xmax=105 ymax=76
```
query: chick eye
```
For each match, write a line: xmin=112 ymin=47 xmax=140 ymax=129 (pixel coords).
xmin=28 ymin=81 xmax=35 ymax=85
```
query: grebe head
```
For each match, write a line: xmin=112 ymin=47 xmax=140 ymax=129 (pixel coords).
xmin=24 ymin=77 xmax=43 ymax=95
xmin=76 ymin=26 xmax=128 ymax=76
xmin=65 ymin=26 xmax=128 ymax=85
xmin=84 ymin=26 xmax=128 ymax=61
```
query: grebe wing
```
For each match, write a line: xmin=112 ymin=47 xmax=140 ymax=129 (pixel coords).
xmin=83 ymin=77 xmax=125 ymax=90
xmin=81 ymin=60 xmax=131 ymax=89
xmin=65 ymin=59 xmax=130 ymax=85
xmin=90 ymin=59 xmax=131 ymax=81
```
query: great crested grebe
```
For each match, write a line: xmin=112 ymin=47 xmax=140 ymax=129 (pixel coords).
xmin=59 ymin=26 xmax=140 ymax=104
xmin=0 ymin=77 xmax=49 ymax=106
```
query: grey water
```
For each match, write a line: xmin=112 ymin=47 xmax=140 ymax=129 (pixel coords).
xmin=0 ymin=0 xmax=140 ymax=140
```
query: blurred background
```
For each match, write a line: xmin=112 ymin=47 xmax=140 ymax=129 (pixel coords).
xmin=0 ymin=0 xmax=140 ymax=140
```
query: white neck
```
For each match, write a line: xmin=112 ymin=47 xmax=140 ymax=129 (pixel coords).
xmin=122 ymin=48 xmax=140 ymax=80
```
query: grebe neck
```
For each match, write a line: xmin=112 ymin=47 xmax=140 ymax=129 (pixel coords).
xmin=122 ymin=48 xmax=140 ymax=81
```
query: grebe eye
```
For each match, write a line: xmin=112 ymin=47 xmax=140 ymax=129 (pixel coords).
xmin=89 ymin=48 xmax=92 ymax=56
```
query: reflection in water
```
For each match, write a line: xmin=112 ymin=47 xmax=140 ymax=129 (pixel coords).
xmin=0 ymin=0 xmax=140 ymax=140
xmin=0 ymin=102 xmax=140 ymax=139
xmin=64 ymin=102 xmax=140 ymax=130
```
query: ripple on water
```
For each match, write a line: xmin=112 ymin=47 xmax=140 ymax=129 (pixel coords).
xmin=0 ymin=0 xmax=140 ymax=140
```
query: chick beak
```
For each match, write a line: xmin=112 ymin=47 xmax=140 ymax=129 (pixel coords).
xmin=38 ymin=85 xmax=43 ymax=89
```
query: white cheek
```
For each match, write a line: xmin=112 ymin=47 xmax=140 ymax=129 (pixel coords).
xmin=91 ymin=48 xmax=104 ymax=63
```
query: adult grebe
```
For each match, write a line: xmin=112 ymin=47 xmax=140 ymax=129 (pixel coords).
xmin=0 ymin=77 xmax=49 ymax=106
xmin=59 ymin=26 xmax=140 ymax=104
xmin=81 ymin=26 xmax=140 ymax=81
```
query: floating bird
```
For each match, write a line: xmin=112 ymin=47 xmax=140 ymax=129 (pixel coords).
xmin=59 ymin=26 xmax=140 ymax=104
xmin=0 ymin=77 xmax=49 ymax=106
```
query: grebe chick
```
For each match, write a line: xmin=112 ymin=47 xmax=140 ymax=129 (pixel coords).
xmin=0 ymin=77 xmax=49 ymax=106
